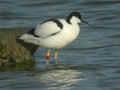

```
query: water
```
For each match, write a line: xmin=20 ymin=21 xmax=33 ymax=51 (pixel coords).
xmin=0 ymin=0 xmax=120 ymax=90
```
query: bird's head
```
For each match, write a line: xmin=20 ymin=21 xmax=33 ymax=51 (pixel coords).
xmin=67 ymin=12 xmax=88 ymax=25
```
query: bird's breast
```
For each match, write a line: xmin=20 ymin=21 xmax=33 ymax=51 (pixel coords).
xmin=57 ymin=25 xmax=80 ymax=45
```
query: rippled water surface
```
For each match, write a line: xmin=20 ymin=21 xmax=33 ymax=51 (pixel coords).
xmin=0 ymin=0 xmax=120 ymax=90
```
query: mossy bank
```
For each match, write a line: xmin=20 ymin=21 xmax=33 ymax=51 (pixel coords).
xmin=0 ymin=28 xmax=38 ymax=71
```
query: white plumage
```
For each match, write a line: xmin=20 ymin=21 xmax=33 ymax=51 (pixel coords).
xmin=18 ymin=12 xmax=88 ymax=64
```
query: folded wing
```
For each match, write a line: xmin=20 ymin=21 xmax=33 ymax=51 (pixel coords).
xmin=34 ymin=19 xmax=63 ymax=38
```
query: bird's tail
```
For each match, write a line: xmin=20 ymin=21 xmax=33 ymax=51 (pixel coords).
xmin=16 ymin=33 xmax=39 ymax=55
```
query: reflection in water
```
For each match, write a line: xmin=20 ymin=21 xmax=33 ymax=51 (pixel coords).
xmin=33 ymin=69 xmax=84 ymax=90
xmin=0 ymin=66 xmax=85 ymax=90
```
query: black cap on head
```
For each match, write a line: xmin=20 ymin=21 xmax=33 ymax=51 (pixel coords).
xmin=67 ymin=12 xmax=88 ymax=24
xmin=70 ymin=12 xmax=82 ymax=19
xmin=67 ymin=12 xmax=82 ymax=24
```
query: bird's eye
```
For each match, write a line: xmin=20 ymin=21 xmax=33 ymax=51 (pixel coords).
xmin=78 ymin=15 xmax=82 ymax=19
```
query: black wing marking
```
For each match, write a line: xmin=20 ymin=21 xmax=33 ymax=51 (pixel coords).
xmin=41 ymin=19 xmax=63 ymax=29
xmin=28 ymin=19 xmax=63 ymax=38
xmin=27 ymin=28 xmax=39 ymax=37
xmin=45 ymin=31 xmax=60 ymax=38
xmin=27 ymin=28 xmax=60 ymax=38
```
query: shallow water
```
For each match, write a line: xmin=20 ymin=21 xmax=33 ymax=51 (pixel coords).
xmin=0 ymin=0 xmax=120 ymax=90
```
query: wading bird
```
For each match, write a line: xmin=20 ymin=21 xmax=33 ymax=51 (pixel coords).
xmin=17 ymin=12 xmax=88 ymax=65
